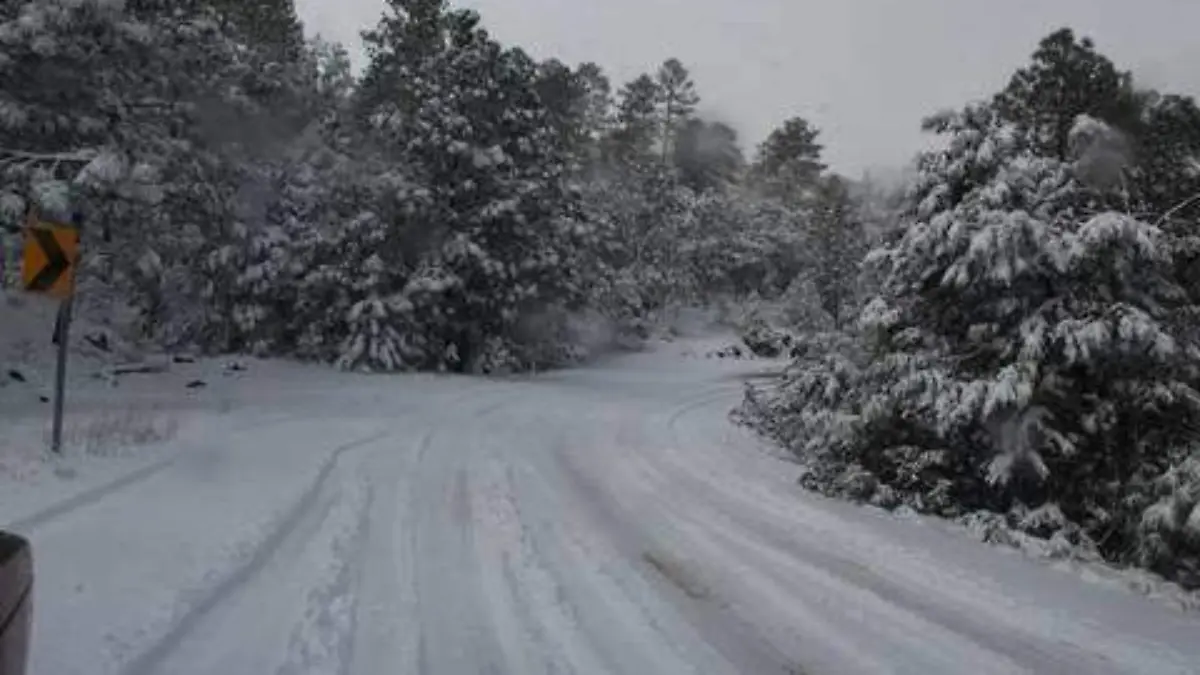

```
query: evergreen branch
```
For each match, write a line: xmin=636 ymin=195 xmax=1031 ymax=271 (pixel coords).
xmin=1155 ymin=190 xmax=1200 ymax=228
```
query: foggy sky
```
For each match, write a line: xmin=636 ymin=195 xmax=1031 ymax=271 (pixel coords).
xmin=295 ymin=0 xmax=1200 ymax=178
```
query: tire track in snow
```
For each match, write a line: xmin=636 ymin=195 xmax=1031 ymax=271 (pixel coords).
xmin=560 ymin=381 xmax=999 ymax=673
xmin=274 ymin=476 xmax=374 ymax=675
xmin=4 ymin=411 xmax=305 ymax=534
xmin=551 ymin=387 xmax=805 ymax=675
xmin=279 ymin=384 xmax=495 ymax=675
xmin=458 ymin=388 xmax=643 ymax=674
xmin=408 ymin=382 xmax=738 ymax=674
xmin=348 ymin=385 xmax=533 ymax=675
xmin=409 ymin=390 xmax=539 ymax=675
xmin=10 ymin=382 xmax=453 ymax=534
xmin=5 ymin=456 xmax=176 ymax=533
xmin=348 ymin=428 xmax=436 ymax=675
xmin=660 ymin=389 xmax=1125 ymax=675
xmin=594 ymin=383 xmax=956 ymax=673
xmin=663 ymin=385 xmax=742 ymax=436
xmin=120 ymin=429 xmax=390 ymax=675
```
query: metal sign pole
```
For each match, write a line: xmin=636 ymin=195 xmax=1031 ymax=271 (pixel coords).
xmin=21 ymin=205 xmax=81 ymax=454
xmin=51 ymin=295 xmax=72 ymax=453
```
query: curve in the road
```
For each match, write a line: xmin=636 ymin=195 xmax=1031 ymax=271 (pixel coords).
xmin=20 ymin=347 xmax=1200 ymax=675
xmin=655 ymin=388 xmax=1170 ymax=674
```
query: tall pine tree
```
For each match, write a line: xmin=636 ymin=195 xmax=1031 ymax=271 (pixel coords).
xmin=359 ymin=2 xmax=576 ymax=371
xmin=656 ymin=58 xmax=699 ymax=164
xmin=995 ymin=28 xmax=1140 ymax=161
xmin=807 ymin=175 xmax=864 ymax=329
xmin=607 ymin=74 xmax=661 ymax=167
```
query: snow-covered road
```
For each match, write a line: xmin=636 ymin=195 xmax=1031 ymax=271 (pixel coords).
xmin=5 ymin=340 xmax=1200 ymax=675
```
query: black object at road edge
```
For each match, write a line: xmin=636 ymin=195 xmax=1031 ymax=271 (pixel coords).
xmin=0 ymin=531 xmax=32 ymax=675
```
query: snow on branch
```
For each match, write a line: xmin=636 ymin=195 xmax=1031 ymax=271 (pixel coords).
xmin=0 ymin=148 xmax=101 ymax=177
xmin=0 ymin=148 xmax=99 ymax=164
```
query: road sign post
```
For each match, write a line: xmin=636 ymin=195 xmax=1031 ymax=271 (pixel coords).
xmin=51 ymin=297 xmax=72 ymax=453
xmin=21 ymin=209 xmax=80 ymax=453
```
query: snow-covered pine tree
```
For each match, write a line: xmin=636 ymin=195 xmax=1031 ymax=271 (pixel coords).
xmin=750 ymin=117 xmax=826 ymax=207
xmin=1132 ymin=93 xmax=1200 ymax=222
xmin=533 ymin=58 xmax=593 ymax=169
xmin=574 ymin=62 xmax=613 ymax=170
xmin=655 ymin=58 xmax=699 ymax=165
xmin=994 ymin=28 xmax=1141 ymax=162
xmin=1130 ymin=94 xmax=1200 ymax=329
xmin=743 ymin=103 xmax=1200 ymax=587
xmin=605 ymin=74 xmax=661 ymax=169
xmin=886 ymin=110 xmax=1200 ymax=541
xmin=575 ymin=163 xmax=674 ymax=333
xmin=803 ymin=175 xmax=866 ymax=330
xmin=360 ymin=3 xmax=577 ymax=372
xmin=1139 ymin=453 xmax=1200 ymax=587
xmin=0 ymin=0 xmax=262 ymax=343
xmin=214 ymin=109 xmax=438 ymax=371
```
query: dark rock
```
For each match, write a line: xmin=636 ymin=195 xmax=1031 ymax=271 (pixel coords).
xmin=111 ymin=362 xmax=168 ymax=376
xmin=83 ymin=333 xmax=110 ymax=352
xmin=185 ymin=380 xmax=207 ymax=389
xmin=7 ymin=369 xmax=25 ymax=383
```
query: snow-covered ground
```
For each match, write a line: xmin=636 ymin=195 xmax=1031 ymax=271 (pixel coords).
xmin=3 ymin=336 xmax=1200 ymax=675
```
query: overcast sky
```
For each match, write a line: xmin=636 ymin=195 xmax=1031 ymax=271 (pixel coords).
xmin=295 ymin=0 xmax=1200 ymax=177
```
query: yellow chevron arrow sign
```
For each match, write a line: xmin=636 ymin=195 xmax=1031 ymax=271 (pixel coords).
xmin=22 ymin=213 xmax=79 ymax=299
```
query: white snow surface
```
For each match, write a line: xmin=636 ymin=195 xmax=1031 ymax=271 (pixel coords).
xmin=3 ymin=337 xmax=1200 ymax=675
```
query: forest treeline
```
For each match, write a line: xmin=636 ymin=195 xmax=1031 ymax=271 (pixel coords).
xmin=0 ymin=0 xmax=865 ymax=373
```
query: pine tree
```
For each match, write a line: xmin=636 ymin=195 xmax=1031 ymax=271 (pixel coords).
xmin=358 ymin=3 xmax=576 ymax=371
xmin=356 ymin=0 xmax=448 ymax=127
xmin=806 ymin=175 xmax=865 ymax=329
xmin=607 ymin=74 xmax=661 ymax=167
xmin=995 ymin=29 xmax=1200 ymax=224
xmin=575 ymin=62 xmax=613 ymax=159
xmin=305 ymin=36 xmax=357 ymax=136
xmin=0 ymin=0 xmax=274 ymax=342
xmin=1132 ymin=92 xmax=1200 ymax=221
xmin=198 ymin=0 xmax=306 ymax=60
xmin=751 ymin=117 xmax=826 ymax=205
xmin=995 ymin=28 xmax=1140 ymax=160
xmin=747 ymin=103 xmax=1200 ymax=584
xmin=534 ymin=59 xmax=590 ymax=163
xmin=655 ymin=58 xmax=699 ymax=164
